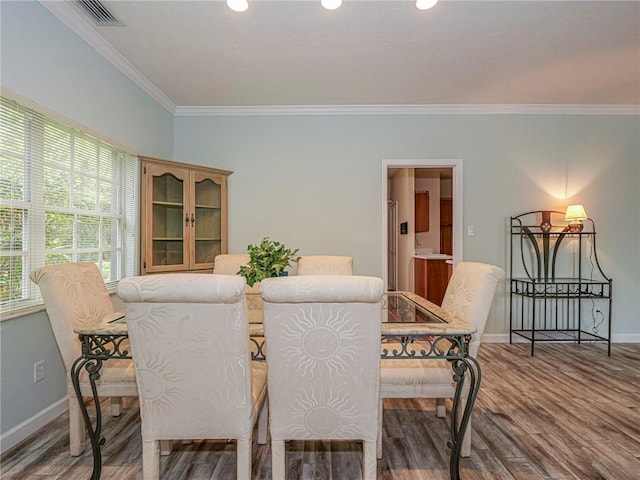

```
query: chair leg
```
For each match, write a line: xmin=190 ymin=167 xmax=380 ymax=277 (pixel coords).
xmin=457 ymin=383 xmax=473 ymax=458
xmin=363 ymin=440 xmax=377 ymax=480
xmin=376 ymin=398 xmax=383 ymax=459
xmin=461 ymin=418 xmax=472 ymax=457
xmin=68 ymin=396 xmax=85 ymax=456
xmin=237 ymin=438 xmax=252 ymax=480
xmin=271 ymin=440 xmax=286 ymax=480
xmin=436 ymin=397 xmax=446 ymax=418
xmin=142 ymin=439 xmax=160 ymax=480
xmin=257 ymin=399 xmax=268 ymax=445
xmin=110 ymin=396 xmax=122 ymax=416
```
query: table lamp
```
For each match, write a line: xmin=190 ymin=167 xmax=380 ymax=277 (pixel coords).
xmin=564 ymin=204 xmax=588 ymax=232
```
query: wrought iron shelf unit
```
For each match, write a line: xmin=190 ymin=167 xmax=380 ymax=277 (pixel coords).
xmin=509 ymin=210 xmax=612 ymax=355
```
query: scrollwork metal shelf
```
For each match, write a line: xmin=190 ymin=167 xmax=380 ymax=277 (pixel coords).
xmin=509 ymin=210 xmax=612 ymax=356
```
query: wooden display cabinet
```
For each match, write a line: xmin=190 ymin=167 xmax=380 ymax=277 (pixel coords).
xmin=140 ymin=156 xmax=232 ymax=274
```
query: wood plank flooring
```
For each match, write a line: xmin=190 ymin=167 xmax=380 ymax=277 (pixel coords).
xmin=2 ymin=343 xmax=639 ymax=479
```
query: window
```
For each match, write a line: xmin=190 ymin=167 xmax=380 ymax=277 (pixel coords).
xmin=0 ymin=96 xmax=138 ymax=314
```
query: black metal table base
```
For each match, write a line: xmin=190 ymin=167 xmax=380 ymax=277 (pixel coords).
xmin=70 ymin=356 xmax=106 ymax=480
xmin=448 ymin=356 xmax=481 ymax=480
xmin=71 ymin=333 xmax=131 ymax=480
xmin=74 ymin=332 xmax=479 ymax=480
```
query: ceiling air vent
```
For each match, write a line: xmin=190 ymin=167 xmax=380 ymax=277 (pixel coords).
xmin=76 ymin=0 xmax=122 ymax=26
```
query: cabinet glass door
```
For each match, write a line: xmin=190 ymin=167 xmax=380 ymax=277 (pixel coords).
xmin=191 ymin=172 xmax=222 ymax=269
xmin=146 ymin=165 xmax=189 ymax=272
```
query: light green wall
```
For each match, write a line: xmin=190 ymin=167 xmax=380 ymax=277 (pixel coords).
xmin=0 ymin=1 xmax=173 ymax=437
xmin=174 ymin=113 xmax=640 ymax=339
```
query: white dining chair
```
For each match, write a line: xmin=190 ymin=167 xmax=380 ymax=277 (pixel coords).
xmin=30 ymin=262 xmax=138 ymax=456
xmin=117 ymin=273 xmax=268 ymax=480
xmin=213 ymin=253 xmax=263 ymax=321
xmin=212 ymin=253 xmax=250 ymax=275
xmin=377 ymin=261 xmax=505 ymax=458
xmin=296 ymin=255 xmax=354 ymax=275
xmin=261 ymin=275 xmax=384 ymax=480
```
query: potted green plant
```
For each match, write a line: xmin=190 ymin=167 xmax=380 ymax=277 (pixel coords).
xmin=238 ymin=237 xmax=301 ymax=286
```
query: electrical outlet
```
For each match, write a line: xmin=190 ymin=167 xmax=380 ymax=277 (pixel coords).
xmin=467 ymin=225 xmax=475 ymax=236
xmin=34 ymin=360 xmax=45 ymax=383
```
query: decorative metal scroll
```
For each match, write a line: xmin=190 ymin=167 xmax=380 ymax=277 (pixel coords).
xmin=250 ymin=337 xmax=266 ymax=361
xmin=80 ymin=334 xmax=131 ymax=360
xmin=380 ymin=334 xmax=470 ymax=360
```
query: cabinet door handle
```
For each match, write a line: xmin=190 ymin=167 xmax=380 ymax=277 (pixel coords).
xmin=185 ymin=213 xmax=189 ymax=226
xmin=191 ymin=213 xmax=195 ymax=225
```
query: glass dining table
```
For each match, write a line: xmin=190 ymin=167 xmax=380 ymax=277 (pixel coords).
xmin=72 ymin=291 xmax=479 ymax=480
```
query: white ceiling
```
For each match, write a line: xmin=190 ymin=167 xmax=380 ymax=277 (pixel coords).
xmin=43 ymin=0 xmax=640 ymax=111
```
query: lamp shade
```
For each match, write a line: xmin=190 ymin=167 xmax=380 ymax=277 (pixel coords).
xmin=564 ymin=204 xmax=588 ymax=221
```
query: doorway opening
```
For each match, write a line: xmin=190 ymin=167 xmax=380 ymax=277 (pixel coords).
xmin=381 ymin=159 xmax=463 ymax=294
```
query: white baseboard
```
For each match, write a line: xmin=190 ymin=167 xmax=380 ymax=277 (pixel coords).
xmin=482 ymin=333 xmax=640 ymax=344
xmin=0 ymin=397 xmax=68 ymax=455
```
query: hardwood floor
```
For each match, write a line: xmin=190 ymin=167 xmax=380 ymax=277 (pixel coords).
xmin=2 ymin=343 xmax=639 ymax=479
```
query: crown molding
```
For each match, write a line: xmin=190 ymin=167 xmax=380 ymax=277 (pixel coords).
xmin=40 ymin=1 xmax=176 ymax=114
xmin=174 ymin=104 xmax=640 ymax=117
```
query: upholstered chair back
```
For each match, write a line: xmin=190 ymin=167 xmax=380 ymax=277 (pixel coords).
xmin=118 ymin=273 xmax=268 ymax=479
xmin=30 ymin=262 xmax=114 ymax=372
xmin=440 ymin=261 xmax=505 ymax=358
xmin=213 ymin=253 xmax=262 ymax=315
xmin=261 ymin=275 xmax=384 ymax=480
xmin=212 ymin=253 xmax=250 ymax=275
xmin=296 ymin=255 xmax=353 ymax=275
xmin=117 ymin=274 xmax=261 ymax=441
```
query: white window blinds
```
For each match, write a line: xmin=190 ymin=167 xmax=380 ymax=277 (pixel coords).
xmin=0 ymin=96 xmax=138 ymax=315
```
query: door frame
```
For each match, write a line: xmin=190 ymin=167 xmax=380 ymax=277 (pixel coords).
xmin=381 ymin=159 xmax=464 ymax=290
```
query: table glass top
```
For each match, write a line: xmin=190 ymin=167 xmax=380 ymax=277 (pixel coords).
xmin=99 ymin=292 xmax=448 ymax=332
xmin=383 ymin=292 xmax=447 ymax=324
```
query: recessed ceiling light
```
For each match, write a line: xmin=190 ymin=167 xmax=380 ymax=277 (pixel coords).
xmin=227 ymin=0 xmax=248 ymax=13
xmin=416 ymin=0 xmax=438 ymax=11
xmin=321 ymin=0 xmax=343 ymax=11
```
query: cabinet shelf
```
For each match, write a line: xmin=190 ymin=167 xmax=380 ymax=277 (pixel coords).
xmin=195 ymin=204 xmax=221 ymax=209
xmin=152 ymin=201 xmax=184 ymax=207
xmin=152 ymin=237 xmax=184 ymax=241
xmin=509 ymin=210 xmax=612 ymax=356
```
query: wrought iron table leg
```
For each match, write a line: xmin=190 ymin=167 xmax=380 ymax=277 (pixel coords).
xmin=448 ymin=355 xmax=482 ymax=480
xmin=70 ymin=356 xmax=105 ymax=480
